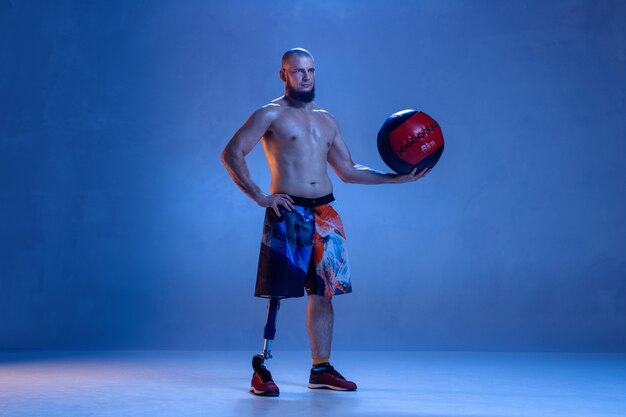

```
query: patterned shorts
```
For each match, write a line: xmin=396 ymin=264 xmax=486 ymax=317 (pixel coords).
xmin=255 ymin=193 xmax=352 ymax=298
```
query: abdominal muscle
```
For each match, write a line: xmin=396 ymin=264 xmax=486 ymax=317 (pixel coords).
xmin=270 ymin=168 xmax=333 ymax=198
xmin=266 ymin=154 xmax=333 ymax=198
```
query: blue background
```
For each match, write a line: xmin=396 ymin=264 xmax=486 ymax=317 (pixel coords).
xmin=1 ymin=0 xmax=625 ymax=351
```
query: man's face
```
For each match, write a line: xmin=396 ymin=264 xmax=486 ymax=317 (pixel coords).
xmin=281 ymin=55 xmax=315 ymax=102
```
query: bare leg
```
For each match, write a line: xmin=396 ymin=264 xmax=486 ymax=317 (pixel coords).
xmin=307 ymin=294 xmax=333 ymax=361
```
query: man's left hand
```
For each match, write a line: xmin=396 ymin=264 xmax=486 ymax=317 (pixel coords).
xmin=392 ymin=167 xmax=431 ymax=184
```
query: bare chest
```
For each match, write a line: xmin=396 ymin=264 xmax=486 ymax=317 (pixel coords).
xmin=266 ymin=110 xmax=334 ymax=149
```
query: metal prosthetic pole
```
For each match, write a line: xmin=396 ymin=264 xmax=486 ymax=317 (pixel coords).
xmin=252 ymin=297 xmax=280 ymax=372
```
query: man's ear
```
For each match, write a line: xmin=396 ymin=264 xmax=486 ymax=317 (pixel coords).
xmin=279 ymin=68 xmax=286 ymax=82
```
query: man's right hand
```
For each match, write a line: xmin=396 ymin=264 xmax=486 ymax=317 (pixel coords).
xmin=257 ymin=194 xmax=295 ymax=216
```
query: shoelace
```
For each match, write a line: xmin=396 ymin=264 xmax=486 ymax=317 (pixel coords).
xmin=255 ymin=365 xmax=274 ymax=382
xmin=315 ymin=365 xmax=345 ymax=380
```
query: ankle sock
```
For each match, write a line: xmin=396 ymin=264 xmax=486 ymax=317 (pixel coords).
xmin=312 ymin=359 xmax=330 ymax=371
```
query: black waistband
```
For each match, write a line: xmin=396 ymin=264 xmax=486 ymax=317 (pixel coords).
xmin=289 ymin=193 xmax=335 ymax=207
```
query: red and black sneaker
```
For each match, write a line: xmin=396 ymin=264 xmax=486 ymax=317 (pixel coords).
xmin=250 ymin=364 xmax=280 ymax=397
xmin=308 ymin=363 xmax=357 ymax=391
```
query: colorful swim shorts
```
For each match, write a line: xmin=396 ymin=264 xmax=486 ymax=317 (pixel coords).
xmin=255 ymin=193 xmax=352 ymax=298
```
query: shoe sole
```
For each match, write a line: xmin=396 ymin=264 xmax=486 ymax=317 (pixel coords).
xmin=308 ymin=383 xmax=356 ymax=391
xmin=250 ymin=386 xmax=280 ymax=397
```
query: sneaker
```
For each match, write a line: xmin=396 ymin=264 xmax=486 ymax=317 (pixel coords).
xmin=250 ymin=364 xmax=280 ymax=397
xmin=308 ymin=363 xmax=357 ymax=391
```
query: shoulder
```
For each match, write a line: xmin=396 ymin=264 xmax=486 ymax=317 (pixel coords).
xmin=259 ymin=96 xmax=297 ymax=116
xmin=313 ymin=107 xmax=340 ymax=129
xmin=260 ymin=101 xmax=283 ymax=115
xmin=248 ymin=102 xmax=283 ymax=124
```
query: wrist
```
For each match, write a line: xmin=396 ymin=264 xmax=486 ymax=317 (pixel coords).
xmin=385 ymin=173 xmax=400 ymax=184
xmin=251 ymin=192 xmax=267 ymax=205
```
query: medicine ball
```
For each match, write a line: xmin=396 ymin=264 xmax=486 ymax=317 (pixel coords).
xmin=377 ymin=109 xmax=444 ymax=174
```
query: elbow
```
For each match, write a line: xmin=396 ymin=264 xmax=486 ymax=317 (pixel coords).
xmin=221 ymin=147 xmax=235 ymax=167
xmin=339 ymin=172 xmax=355 ymax=184
xmin=333 ymin=166 xmax=358 ymax=184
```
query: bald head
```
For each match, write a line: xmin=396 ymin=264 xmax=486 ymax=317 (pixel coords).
xmin=279 ymin=48 xmax=316 ymax=103
xmin=281 ymin=48 xmax=314 ymax=67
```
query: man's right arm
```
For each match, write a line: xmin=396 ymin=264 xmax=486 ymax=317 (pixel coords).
xmin=220 ymin=106 xmax=294 ymax=216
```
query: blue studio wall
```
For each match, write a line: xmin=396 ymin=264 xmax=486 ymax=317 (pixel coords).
xmin=1 ymin=0 xmax=625 ymax=351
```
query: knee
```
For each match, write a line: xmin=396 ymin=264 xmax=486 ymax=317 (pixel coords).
xmin=309 ymin=294 xmax=332 ymax=307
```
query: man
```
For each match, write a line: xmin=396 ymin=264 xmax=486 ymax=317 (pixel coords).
xmin=221 ymin=48 xmax=430 ymax=396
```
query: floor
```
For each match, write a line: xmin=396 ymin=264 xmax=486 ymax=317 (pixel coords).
xmin=0 ymin=350 xmax=625 ymax=417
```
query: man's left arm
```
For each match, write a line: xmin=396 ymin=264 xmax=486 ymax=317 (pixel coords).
xmin=327 ymin=123 xmax=430 ymax=185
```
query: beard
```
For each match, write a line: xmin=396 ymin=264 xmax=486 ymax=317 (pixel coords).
xmin=287 ymin=84 xmax=315 ymax=103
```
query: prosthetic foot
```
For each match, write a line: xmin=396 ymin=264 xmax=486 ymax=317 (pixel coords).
xmin=250 ymin=297 xmax=280 ymax=396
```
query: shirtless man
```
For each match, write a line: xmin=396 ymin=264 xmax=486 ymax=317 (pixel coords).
xmin=221 ymin=48 xmax=430 ymax=396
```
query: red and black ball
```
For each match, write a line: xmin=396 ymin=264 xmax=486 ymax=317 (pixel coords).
xmin=377 ymin=109 xmax=444 ymax=174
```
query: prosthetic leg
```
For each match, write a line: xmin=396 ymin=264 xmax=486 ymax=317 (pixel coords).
xmin=252 ymin=297 xmax=280 ymax=372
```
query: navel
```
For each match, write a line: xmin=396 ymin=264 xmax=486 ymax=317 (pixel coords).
xmin=291 ymin=136 xmax=296 ymax=141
